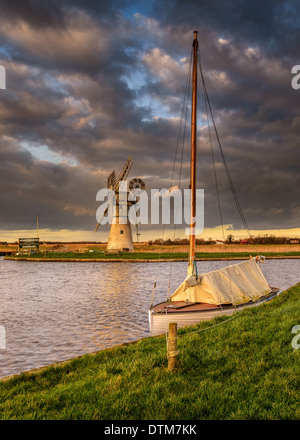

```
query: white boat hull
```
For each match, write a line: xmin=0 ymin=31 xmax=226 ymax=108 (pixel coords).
xmin=149 ymin=288 xmax=280 ymax=336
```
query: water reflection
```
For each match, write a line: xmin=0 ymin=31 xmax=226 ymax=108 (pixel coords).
xmin=0 ymin=257 xmax=299 ymax=378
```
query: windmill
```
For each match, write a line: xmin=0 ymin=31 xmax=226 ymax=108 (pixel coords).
xmin=95 ymin=156 xmax=145 ymax=252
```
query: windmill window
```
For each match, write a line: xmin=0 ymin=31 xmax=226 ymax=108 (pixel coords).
xmin=120 ymin=230 xmax=124 ymax=234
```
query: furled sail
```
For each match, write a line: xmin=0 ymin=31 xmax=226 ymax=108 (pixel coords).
xmin=170 ymin=258 xmax=271 ymax=306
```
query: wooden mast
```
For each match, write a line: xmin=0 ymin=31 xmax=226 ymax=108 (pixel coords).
xmin=189 ymin=31 xmax=198 ymax=269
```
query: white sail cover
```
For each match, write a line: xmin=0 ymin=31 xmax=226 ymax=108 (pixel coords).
xmin=170 ymin=258 xmax=271 ymax=305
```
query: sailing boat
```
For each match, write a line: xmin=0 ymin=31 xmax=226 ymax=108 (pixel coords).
xmin=148 ymin=31 xmax=279 ymax=336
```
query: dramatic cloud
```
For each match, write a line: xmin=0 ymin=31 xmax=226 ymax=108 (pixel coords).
xmin=0 ymin=0 xmax=299 ymax=241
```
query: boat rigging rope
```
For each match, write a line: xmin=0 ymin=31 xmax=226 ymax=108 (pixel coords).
xmin=167 ymin=49 xmax=193 ymax=298
xmin=151 ymin=49 xmax=193 ymax=305
xmin=178 ymin=309 xmax=243 ymax=338
xmin=197 ymin=46 xmax=262 ymax=260
xmin=197 ymin=49 xmax=254 ymax=244
xmin=204 ymin=90 xmax=226 ymax=245
xmin=199 ymin=53 xmax=235 ymax=306
xmin=164 ymin=307 xmax=243 ymax=361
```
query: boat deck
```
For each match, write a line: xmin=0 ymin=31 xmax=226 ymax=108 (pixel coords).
xmin=151 ymin=287 xmax=279 ymax=315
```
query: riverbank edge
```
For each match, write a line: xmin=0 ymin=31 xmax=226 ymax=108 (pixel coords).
xmin=0 ymin=330 xmax=163 ymax=382
xmin=0 ymin=282 xmax=297 ymax=383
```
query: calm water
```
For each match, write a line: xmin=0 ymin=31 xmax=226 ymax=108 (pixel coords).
xmin=0 ymin=257 xmax=299 ymax=378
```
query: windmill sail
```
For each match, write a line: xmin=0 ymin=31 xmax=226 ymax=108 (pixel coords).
xmin=95 ymin=156 xmax=134 ymax=239
xmin=115 ymin=156 xmax=133 ymax=190
xmin=107 ymin=170 xmax=116 ymax=190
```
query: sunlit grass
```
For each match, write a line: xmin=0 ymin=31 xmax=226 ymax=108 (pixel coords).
xmin=5 ymin=250 xmax=300 ymax=260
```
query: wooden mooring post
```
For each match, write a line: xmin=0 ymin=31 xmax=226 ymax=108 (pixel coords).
xmin=167 ymin=322 xmax=178 ymax=371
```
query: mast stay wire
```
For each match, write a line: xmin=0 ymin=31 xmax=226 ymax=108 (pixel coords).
xmin=200 ymin=63 xmax=234 ymax=306
xmin=197 ymin=46 xmax=259 ymax=256
xmin=197 ymin=43 xmax=262 ymax=305
xmin=167 ymin=50 xmax=193 ymax=298
xmin=151 ymin=49 xmax=193 ymax=305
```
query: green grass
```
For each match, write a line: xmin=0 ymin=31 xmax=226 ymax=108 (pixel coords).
xmin=0 ymin=283 xmax=299 ymax=420
xmin=5 ymin=250 xmax=300 ymax=260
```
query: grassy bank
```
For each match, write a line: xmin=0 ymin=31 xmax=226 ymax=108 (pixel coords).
xmin=4 ymin=250 xmax=300 ymax=261
xmin=0 ymin=283 xmax=299 ymax=420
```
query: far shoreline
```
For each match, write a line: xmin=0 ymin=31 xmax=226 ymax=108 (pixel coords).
xmin=4 ymin=257 xmax=300 ymax=262
xmin=4 ymin=254 xmax=300 ymax=263
xmin=2 ymin=243 xmax=300 ymax=262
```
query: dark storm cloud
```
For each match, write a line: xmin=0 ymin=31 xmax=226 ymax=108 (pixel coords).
xmin=0 ymin=0 xmax=66 ymax=29
xmin=0 ymin=0 xmax=299 ymax=236
xmin=0 ymin=0 xmax=124 ymax=29
xmin=154 ymin=0 xmax=300 ymax=58
xmin=0 ymin=134 xmax=102 ymax=230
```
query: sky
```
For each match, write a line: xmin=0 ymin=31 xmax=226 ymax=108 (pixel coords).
xmin=0 ymin=0 xmax=299 ymax=242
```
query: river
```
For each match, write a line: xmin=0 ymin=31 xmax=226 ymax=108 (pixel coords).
xmin=0 ymin=257 xmax=299 ymax=378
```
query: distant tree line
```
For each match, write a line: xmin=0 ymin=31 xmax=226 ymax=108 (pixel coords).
xmin=147 ymin=235 xmax=299 ymax=245
xmin=3 ymin=237 xmax=299 ymax=246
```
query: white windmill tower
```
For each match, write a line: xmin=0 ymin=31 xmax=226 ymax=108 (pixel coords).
xmin=95 ymin=156 xmax=145 ymax=252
